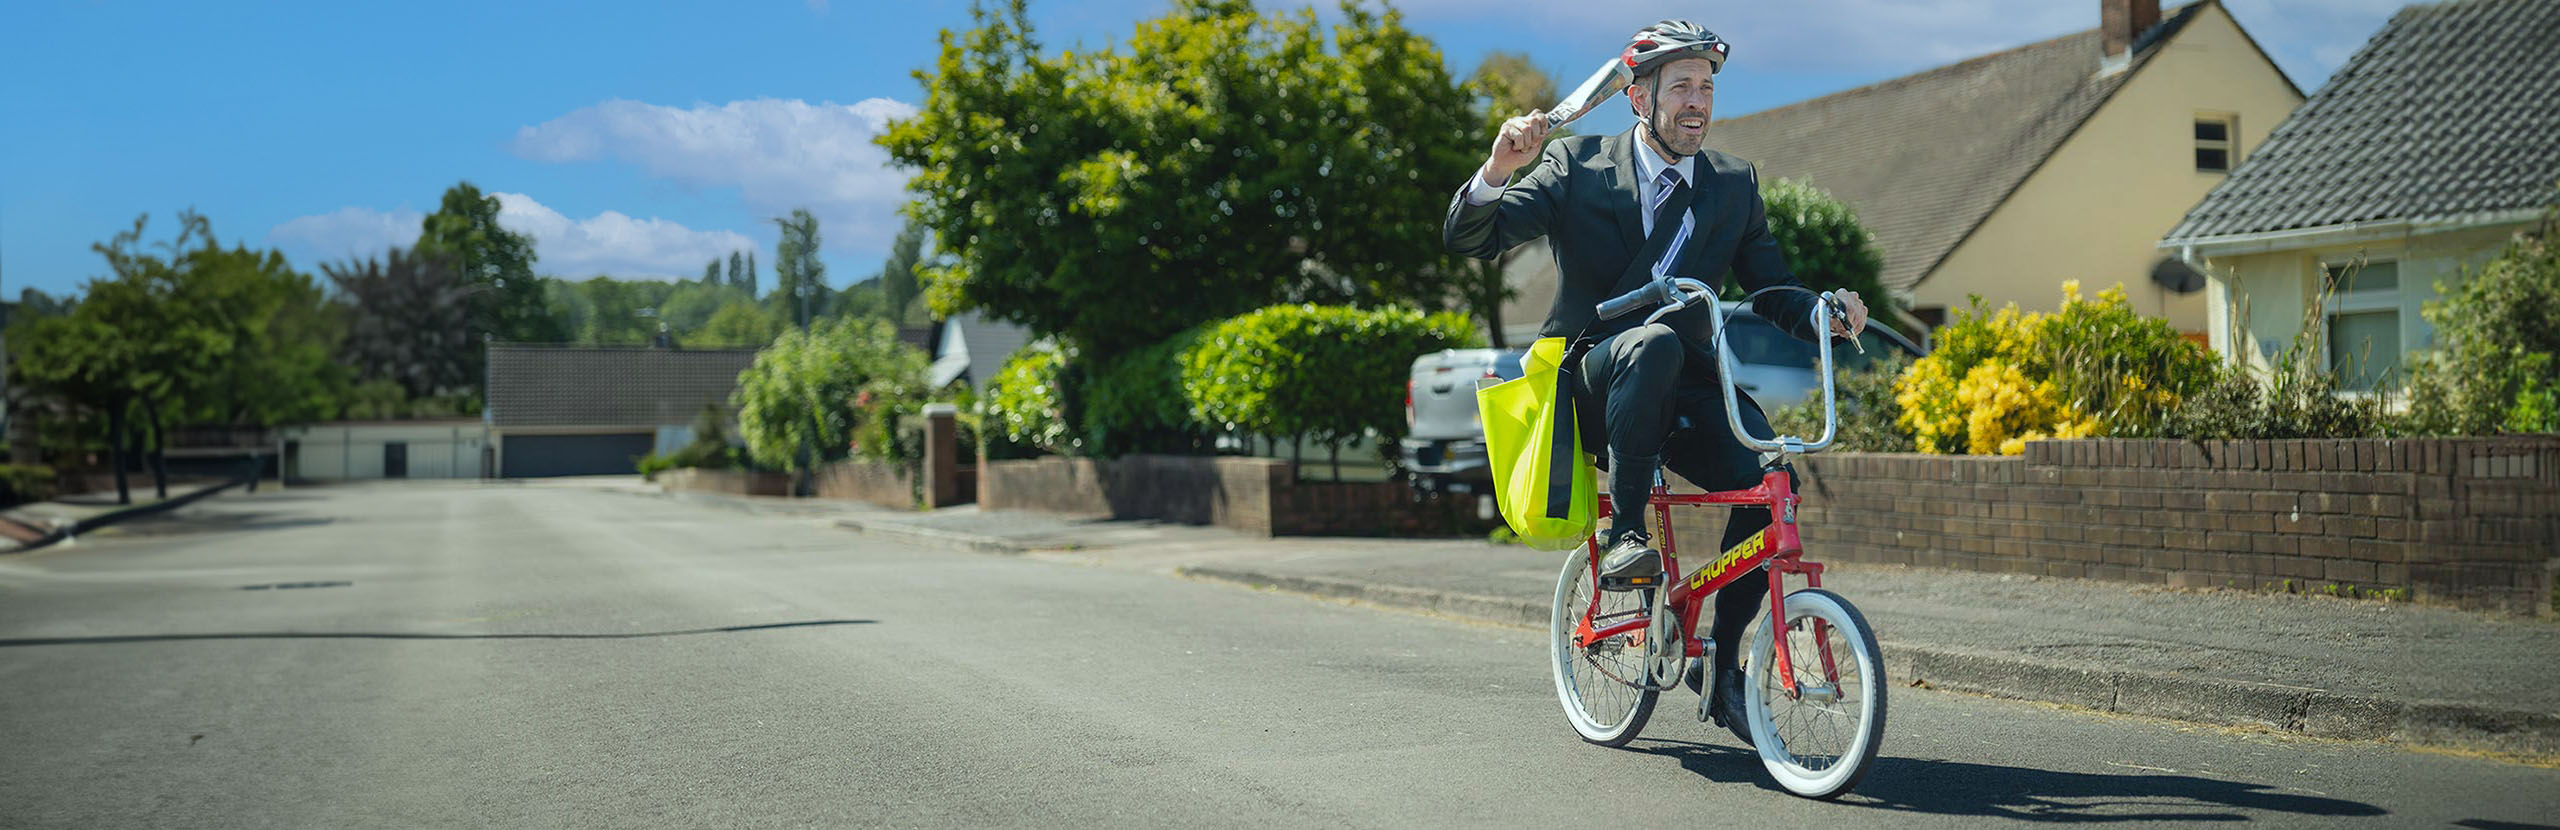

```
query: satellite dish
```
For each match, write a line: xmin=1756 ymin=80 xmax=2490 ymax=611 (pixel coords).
xmin=2151 ymin=257 xmax=2206 ymax=294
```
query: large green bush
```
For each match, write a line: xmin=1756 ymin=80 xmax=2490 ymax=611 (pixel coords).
xmin=1770 ymin=355 xmax=1915 ymax=453
xmin=1179 ymin=304 xmax=1478 ymax=459
xmin=1757 ymin=177 xmax=1889 ymax=307
xmin=1081 ymin=326 xmax=1214 ymax=455
xmin=980 ymin=341 xmax=1076 ymax=454
xmin=733 ymin=317 xmax=928 ymax=473
xmin=2401 ymin=210 xmax=2560 ymax=435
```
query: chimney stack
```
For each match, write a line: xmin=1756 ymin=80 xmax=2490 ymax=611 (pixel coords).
xmin=2103 ymin=0 xmax=2163 ymax=59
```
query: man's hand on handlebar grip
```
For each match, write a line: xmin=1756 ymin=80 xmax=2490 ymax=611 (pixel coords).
xmin=1827 ymin=289 xmax=1870 ymax=350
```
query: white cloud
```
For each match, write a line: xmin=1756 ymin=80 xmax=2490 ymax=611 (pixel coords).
xmin=267 ymin=195 xmax=755 ymax=280
xmin=806 ymin=0 xmax=829 ymax=13
xmin=510 ymin=97 xmax=919 ymax=254
xmin=266 ymin=205 xmax=425 ymax=266
xmin=489 ymin=192 xmax=757 ymax=279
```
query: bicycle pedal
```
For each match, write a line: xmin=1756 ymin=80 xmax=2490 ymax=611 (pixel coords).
xmin=1598 ymin=574 xmax=1661 ymax=592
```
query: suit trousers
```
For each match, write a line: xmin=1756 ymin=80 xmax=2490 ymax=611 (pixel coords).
xmin=1577 ymin=322 xmax=1790 ymax=671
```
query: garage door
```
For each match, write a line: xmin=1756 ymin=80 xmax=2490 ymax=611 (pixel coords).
xmin=501 ymin=433 xmax=655 ymax=478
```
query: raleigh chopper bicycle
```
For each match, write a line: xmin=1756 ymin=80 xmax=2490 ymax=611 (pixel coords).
xmin=1549 ymin=278 xmax=1887 ymax=799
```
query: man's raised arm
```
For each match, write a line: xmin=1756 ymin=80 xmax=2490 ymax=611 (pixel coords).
xmin=1445 ymin=110 xmax=1565 ymax=260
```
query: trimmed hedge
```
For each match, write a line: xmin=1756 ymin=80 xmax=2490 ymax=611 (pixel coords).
xmin=1179 ymin=304 xmax=1478 ymax=452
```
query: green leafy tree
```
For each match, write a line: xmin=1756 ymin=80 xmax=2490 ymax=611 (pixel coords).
xmin=726 ymin=251 xmax=746 ymax=292
xmin=15 ymin=212 xmax=345 ymax=501
xmin=878 ymin=0 xmax=1479 ymax=364
xmin=1464 ymin=50 xmax=1562 ymax=348
xmin=770 ymin=209 xmax=827 ymax=329
xmin=12 ymin=313 xmax=139 ymax=501
xmin=325 ymin=247 xmax=481 ymax=400
xmin=732 ymin=317 xmax=928 ymax=480
xmin=880 ymin=216 xmax=927 ymax=326
xmin=656 ymin=280 xmax=752 ymax=337
xmin=416 ymin=181 xmax=564 ymax=349
xmin=834 ymin=279 xmax=892 ymax=323
xmin=698 ymin=300 xmax=786 ymax=348
xmin=553 ymin=276 xmax=684 ymax=345
xmin=703 ymin=259 xmax=722 ymax=284
xmin=12 ymin=288 xmax=74 ymax=319
xmin=742 ymin=251 xmax=759 ymax=297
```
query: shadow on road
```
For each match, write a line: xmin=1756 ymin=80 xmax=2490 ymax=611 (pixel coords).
xmin=111 ymin=510 xmax=336 ymax=536
xmin=0 ymin=619 xmax=876 ymax=648
xmin=1633 ymin=739 xmax=2389 ymax=822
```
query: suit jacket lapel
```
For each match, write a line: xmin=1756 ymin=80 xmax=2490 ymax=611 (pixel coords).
xmin=1603 ymin=130 xmax=1644 ymax=256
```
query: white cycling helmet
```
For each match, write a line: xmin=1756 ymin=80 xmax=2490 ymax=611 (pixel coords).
xmin=1621 ymin=20 xmax=1729 ymax=157
xmin=1621 ymin=20 xmax=1729 ymax=80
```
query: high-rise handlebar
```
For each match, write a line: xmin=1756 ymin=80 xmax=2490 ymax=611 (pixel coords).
xmin=1592 ymin=277 xmax=1846 ymax=456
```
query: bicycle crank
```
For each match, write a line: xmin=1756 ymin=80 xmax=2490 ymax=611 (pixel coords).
xmin=1644 ymin=592 xmax=1683 ymax=689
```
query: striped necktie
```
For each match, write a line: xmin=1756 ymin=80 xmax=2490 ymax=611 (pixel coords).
xmin=1649 ymin=166 xmax=1695 ymax=279
xmin=1649 ymin=166 xmax=1684 ymax=219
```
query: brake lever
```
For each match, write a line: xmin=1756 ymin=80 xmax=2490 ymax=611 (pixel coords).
xmin=1823 ymin=293 xmax=1866 ymax=355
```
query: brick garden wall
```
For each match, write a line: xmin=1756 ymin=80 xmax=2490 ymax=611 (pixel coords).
xmin=813 ymin=460 xmax=916 ymax=510
xmin=979 ymin=454 xmax=1494 ymax=537
xmin=658 ymin=468 xmax=790 ymax=498
xmin=1694 ymin=438 xmax=2560 ymax=615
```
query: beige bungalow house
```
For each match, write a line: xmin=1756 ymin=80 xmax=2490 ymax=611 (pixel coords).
xmin=1501 ymin=0 xmax=2303 ymax=343
xmin=2159 ymin=0 xmax=2560 ymax=389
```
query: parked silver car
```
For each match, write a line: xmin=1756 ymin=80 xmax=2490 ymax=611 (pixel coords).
xmin=1401 ymin=304 xmax=1925 ymax=494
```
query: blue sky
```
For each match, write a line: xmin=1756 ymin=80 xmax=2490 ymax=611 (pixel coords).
xmin=0 ymin=0 xmax=2400 ymax=299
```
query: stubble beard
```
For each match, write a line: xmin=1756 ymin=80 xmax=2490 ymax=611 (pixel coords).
xmin=1654 ymin=109 xmax=1706 ymax=157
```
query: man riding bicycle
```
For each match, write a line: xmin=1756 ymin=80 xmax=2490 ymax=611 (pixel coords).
xmin=1443 ymin=19 xmax=1870 ymax=742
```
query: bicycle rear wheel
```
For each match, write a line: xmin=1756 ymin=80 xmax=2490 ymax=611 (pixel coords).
xmin=1549 ymin=547 xmax=1658 ymax=746
xmin=1742 ymin=588 xmax=1885 ymax=798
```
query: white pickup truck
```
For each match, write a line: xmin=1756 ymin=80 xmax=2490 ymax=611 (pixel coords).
xmin=1400 ymin=305 xmax=1925 ymax=495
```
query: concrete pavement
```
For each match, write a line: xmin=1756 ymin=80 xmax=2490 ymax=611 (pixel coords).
xmin=646 ymin=485 xmax=2560 ymax=760
xmin=7 ymin=481 xmax=2558 ymax=829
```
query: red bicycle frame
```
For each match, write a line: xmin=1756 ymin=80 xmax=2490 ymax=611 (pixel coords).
xmin=1571 ymin=467 xmax=1839 ymax=699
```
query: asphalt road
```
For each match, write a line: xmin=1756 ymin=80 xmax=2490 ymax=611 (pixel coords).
xmin=3 ymin=482 xmax=2554 ymax=829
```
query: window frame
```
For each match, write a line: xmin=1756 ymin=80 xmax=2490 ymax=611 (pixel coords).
xmin=2194 ymin=112 xmax=2238 ymax=173
xmin=2319 ymin=259 xmax=2401 ymax=391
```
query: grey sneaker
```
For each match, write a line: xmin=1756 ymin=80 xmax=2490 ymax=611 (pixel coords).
xmin=1598 ymin=527 xmax=1662 ymax=589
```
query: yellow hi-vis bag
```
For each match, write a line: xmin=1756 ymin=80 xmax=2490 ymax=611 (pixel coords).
xmin=1476 ymin=336 xmax=1598 ymax=550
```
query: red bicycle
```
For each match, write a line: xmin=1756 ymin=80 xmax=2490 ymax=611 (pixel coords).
xmin=1548 ymin=279 xmax=1886 ymax=799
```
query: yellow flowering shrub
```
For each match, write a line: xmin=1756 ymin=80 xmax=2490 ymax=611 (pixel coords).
xmin=1895 ymin=282 xmax=2201 ymax=455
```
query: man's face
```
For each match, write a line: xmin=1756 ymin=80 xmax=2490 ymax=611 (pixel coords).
xmin=1632 ymin=56 xmax=1717 ymax=156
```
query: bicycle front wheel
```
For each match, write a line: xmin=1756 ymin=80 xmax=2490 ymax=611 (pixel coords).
xmin=1742 ymin=588 xmax=1886 ymax=798
xmin=1549 ymin=546 xmax=1657 ymax=746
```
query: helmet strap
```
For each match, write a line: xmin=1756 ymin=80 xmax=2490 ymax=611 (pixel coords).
xmin=1634 ymin=74 xmax=1691 ymax=161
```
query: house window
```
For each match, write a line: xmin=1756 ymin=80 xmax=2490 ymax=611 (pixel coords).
xmin=2322 ymin=261 xmax=2400 ymax=391
xmin=2195 ymin=115 xmax=2236 ymax=172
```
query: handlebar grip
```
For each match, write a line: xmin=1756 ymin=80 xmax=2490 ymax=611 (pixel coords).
xmin=1595 ymin=281 xmax=1664 ymax=320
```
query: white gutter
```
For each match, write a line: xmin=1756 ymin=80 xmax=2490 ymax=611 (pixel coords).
xmin=2159 ymin=207 xmax=2543 ymax=257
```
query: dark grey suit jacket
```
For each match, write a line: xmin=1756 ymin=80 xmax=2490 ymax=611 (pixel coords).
xmin=1444 ymin=127 xmax=1823 ymax=348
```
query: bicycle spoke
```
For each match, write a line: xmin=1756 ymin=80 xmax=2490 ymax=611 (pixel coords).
xmin=1761 ymin=609 xmax=1863 ymax=773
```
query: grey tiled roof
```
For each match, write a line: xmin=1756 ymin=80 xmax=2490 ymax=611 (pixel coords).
xmin=1707 ymin=4 xmax=2206 ymax=291
xmin=2163 ymin=0 xmax=2560 ymax=243
xmin=486 ymin=345 xmax=761 ymax=428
